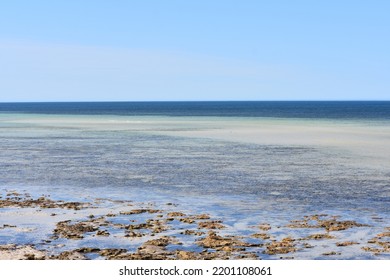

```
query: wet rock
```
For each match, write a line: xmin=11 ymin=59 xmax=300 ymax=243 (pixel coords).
xmin=377 ymin=231 xmax=390 ymax=238
xmin=53 ymin=251 xmax=88 ymax=260
xmin=100 ymin=248 xmax=127 ymax=258
xmin=125 ymin=231 xmax=145 ymax=238
xmin=0 ymin=194 xmax=90 ymax=210
xmin=258 ymin=223 xmax=271 ymax=231
xmin=232 ymin=252 xmax=259 ymax=260
xmin=319 ymin=220 xmax=366 ymax=231
xmin=75 ymin=247 xmax=100 ymax=254
xmin=6 ymin=191 xmax=21 ymax=197
xmin=176 ymin=250 xmax=197 ymax=260
xmin=251 ymin=233 xmax=271 ymax=239
xmin=362 ymin=230 xmax=390 ymax=254
xmin=198 ymin=220 xmax=225 ymax=230
xmin=167 ymin=212 xmax=186 ymax=217
xmin=361 ymin=247 xmax=383 ymax=254
xmin=143 ymin=236 xmax=172 ymax=247
xmin=197 ymin=251 xmax=231 ymax=260
xmin=106 ymin=213 xmax=117 ymax=217
xmin=89 ymin=216 xmax=110 ymax=227
xmin=181 ymin=229 xmax=205 ymax=236
xmin=146 ymin=219 xmax=169 ymax=233
xmin=264 ymin=237 xmax=297 ymax=255
xmin=58 ymin=201 xmax=88 ymax=210
xmin=24 ymin=254 xmax=45 ymax=260
xmin=113 ymin=252 xmax=172 ymax=260
xmin=53 ymin=220 xmax=98 ymax=239
xmin=179 ymin=217 xmax=196 ymax=224
xmin=0 ymin=245 xmax=47 ymax=260
xmin=287 ymin=215 xmax=367 ymax=231
xmin=135 ymin=236 xmax=176 ymax=259
xmin=336 ymin=241 xmax=359 ymax=247
xmin=124 ymin=223 xmax=148 ymax=230
xmin=322 ymin=251 xmax=341 ymax=256
xmin=191 ymin=214 xmax=210 ymax=220
xmin=304 ymin=214 xmax=328 ymax=220
xmin=305 ymin=233 xmax=334 ymax=240
xmin=197 ymin=231 xmax=252 ymax=252
xmin=120 ymin=209 xmax=160 ymax=215
xmin=302 ymin=243 xmax=314 ymax=248
xmin=0 ymin=224 xmax=17 ymax=229
xmin=96 ymin=230 xmax=110 ymax=236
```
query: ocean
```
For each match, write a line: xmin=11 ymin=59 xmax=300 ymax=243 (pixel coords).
xmin=0 ymin=101 xmax=389 ymax=259
xmin=1 ymin=101 xmax=390 ymax=119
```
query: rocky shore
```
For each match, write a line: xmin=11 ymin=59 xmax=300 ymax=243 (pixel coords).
xmin=0 ymin=190 xmax=389 ymax=260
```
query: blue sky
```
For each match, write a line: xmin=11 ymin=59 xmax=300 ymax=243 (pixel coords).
xmin=0 ymin=0 xmax=389 ymax=101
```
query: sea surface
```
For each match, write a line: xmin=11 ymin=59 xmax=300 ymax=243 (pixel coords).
xmin=0 ymin=101 xmax=389 ymax=259
xmin=1 ymin=101 xmax=390 ymax=119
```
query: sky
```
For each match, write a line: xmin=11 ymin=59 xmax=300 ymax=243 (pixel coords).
xmin=0 ymin=0 xmax=389 ymax=101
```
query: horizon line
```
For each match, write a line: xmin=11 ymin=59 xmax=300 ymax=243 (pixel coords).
xmin=1 ymin=100 xmax=390 ymax=103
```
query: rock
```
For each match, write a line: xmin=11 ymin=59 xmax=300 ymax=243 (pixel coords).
xmin=167 ymin=212 xmax=186 ymax=217
xmin=191 ymin=214 xmax=210 ymax=220
xmin=100 ymin=249 xmax=127 ymax=258
xmin=319 ymin=220 xmax=366 ymax=231
xmin=377 ymin=231 xmax=390 ymax=238
xmin=302 ymin=243 xmax=314 ymax=248
xmin=196 ymin=231 xmax=251 ymax=251
xmin=322 ymin=251 xmax=340 ymax=256
xmin=258 ymin=223 xmax=271 ymax=231
xmin=120 ymin=209 xmax=160 ymax=215
xmin=75 ymin=247 xmax=100 ymax=253
xmin=0 ymin=245 xmax=46 ymax=260
xmin=264 ymin=237 xmax=297 ymax=255
xmin=53 ymin=220 xmax=98 ymax=239
xmin=362 ymin=234 xmax=390 ymax=254
xmin=287 ymin=215 xmax=367 ymax=231
xmin=96 ymin=230 xmax=110 ymax=236
xmin=305 ymin=233 xmax=334 ymax=240
xmin=0 ymin=193 xmax=89 ymax=210
xmin=179 ymin=217 xmax=196 ymax=224
xmin=143 ymin=236 xmax=172 ymax=247
xmin=198 ymin=220 xmax=225 ymax=230
xmin=176 ymin=251 xmax=197 ymax=260
xmin=125 ymin=231 xmax=144 ymax=238
xmin=251 ymin=233 xmax=270 ymax=239
xmin=336 ymin=241 xmax=359 ymax=246
xmin=53 ymin=251 xmax=87 ymax=260
xmin=181 ymin=229 xmax=205 ymax=236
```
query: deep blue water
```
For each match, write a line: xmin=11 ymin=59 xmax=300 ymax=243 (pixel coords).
xmin=0 ymin=101 xmax=390 ymax=119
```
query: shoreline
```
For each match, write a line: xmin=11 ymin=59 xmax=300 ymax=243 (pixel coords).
xmin=1 ymin=189 xmax=389 ymax=260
